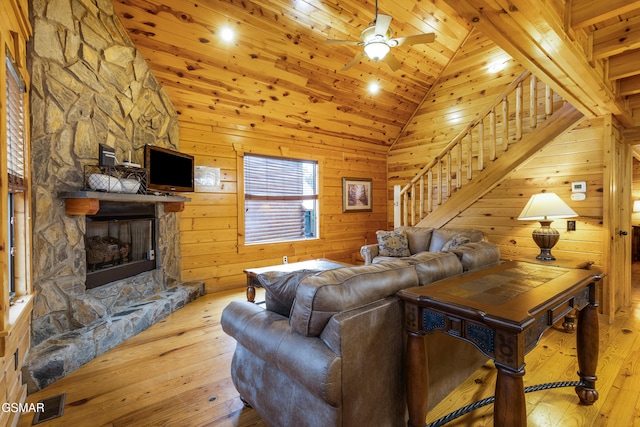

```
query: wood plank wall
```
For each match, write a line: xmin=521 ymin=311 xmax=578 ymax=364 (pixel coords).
xmin=447 ymin=119 xmax=605 ymax=266
xmin=177 ymin=123 xmax=388 ymax=293
xmin=389 ymin=32 xmax=605 ymax=267
xmin=176 ymin=31 xmax=610 ymax=293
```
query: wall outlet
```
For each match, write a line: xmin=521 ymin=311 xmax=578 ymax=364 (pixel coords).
xmin=283 ymin=256 xmax=288 ymax=264
xmin=567 ymin=220 xmax=576 ymax=231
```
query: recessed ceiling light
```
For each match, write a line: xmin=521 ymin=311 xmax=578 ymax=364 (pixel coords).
xmin=487 ymin=60 xmax=507 ymax=73
xmin=220 ymin=26 xmax=235 ymax=42
xmin=368 ymin=82 xmax=380 ymax=94
xmin=447 ymin=111 xmax=462 ymax=124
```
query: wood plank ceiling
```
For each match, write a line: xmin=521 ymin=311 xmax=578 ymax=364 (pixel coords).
xmin=112 ymin=0 xmax=472 ymax=147
xmin=112 ymin=0 xmax=640 ymax=150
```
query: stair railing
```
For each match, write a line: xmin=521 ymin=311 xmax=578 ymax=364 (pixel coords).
xmin=394 ymin=70 xmax=561 ymax=227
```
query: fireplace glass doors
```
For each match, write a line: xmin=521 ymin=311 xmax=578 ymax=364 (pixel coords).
xmin=85 ymin=202 xmax=157 ymax=289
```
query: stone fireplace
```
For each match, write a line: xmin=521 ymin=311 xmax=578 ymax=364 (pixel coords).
xmin=22 ymin=0 xmax=203 ymax=392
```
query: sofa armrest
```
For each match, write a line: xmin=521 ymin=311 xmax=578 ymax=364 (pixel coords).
xmin=448 ymin=241 xmax=501 ymax=271
xmin=429 ymin=228 xmax=487 ymax=252
xmin=319 ymin=296 xmax=407 ymax=426
xmin=360 ymin=244 xmax=380 ymax=265
xmin=221 ymin=300 xmax=341 ymax=405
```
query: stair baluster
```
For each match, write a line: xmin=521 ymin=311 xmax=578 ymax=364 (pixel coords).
xmin=394 ymin=70 xmax=567 ymax=228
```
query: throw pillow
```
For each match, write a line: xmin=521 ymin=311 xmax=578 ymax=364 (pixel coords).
xmin=399 ymin=226 xmax=433 ymax=254
xmin=257 ymin=269 xmax=319 ymax=316
xmin=376 ymin=230 xmax=411 ymax=257
xmin=441 ymin=233 xmax=471 ymax=252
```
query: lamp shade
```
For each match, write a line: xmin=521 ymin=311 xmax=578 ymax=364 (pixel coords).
xmin=364 ymin=42 xmax=390 ymax=60
xmin=634 ymin=200 xmax=640 ymax=212
xmin=517 ymin=193 xmax=577 ymax=221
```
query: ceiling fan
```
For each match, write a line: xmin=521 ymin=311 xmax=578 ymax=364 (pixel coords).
xmin=325 ymin=2 xmax=436 ymax=71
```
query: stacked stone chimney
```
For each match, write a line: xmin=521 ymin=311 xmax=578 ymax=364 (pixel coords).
xmin=22 ymin=0 xmax=202 ymax=392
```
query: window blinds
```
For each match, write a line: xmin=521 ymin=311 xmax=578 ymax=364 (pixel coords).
xmin=6 ymin=55 xmax=27 ymax=192
xmin=244 ymin=154 xmax=318 ymax=244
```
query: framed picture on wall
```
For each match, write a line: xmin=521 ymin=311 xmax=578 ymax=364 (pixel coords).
xmin=342 ymin=177 xmax=372 ymax=212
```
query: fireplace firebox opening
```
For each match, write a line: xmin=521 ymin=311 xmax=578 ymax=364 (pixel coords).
xmin=85 ymin=202 xmax=157 ymax=289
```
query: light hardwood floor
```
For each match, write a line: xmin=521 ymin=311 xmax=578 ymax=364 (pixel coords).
xmin=17 ymin=271 xmax=640 ymax=427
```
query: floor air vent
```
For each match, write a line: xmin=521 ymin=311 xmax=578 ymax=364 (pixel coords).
xmin=32 ymin=393 xmax=65 ymax=425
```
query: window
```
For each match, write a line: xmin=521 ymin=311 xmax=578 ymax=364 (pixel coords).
xmin=244 ymin=154 xmax=318 ymax=244
xmin=5 ymin=52 xmax=27 ymax=299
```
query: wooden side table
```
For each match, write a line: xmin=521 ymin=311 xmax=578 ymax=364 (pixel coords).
xmin=515 ymin=256 xmax=595 ymax=270
xmin=516 ymin=256 xmax=598 ymax=332
xmin=398 ymin=261 xmax=602 ymax=427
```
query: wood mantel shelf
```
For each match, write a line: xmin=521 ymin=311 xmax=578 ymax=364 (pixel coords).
xmin=60 ymin=191 xmax=191 ymax=215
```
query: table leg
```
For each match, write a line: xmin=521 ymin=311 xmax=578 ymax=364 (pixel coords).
xmin=494 ymin=366 xmax=526 ymax=427
xmin=246 ymin=276 xmax=256 ymax=303
xmin=575 ymin=303 xmax=599 ymax=405
xmin=406 ymin=332 xmax=428 ymax=427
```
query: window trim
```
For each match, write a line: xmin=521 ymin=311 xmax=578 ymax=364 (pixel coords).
xmin=238 ymin=151 xmax=322 ymax=248
xmin=1 ymin=0 xmax=34 ymax=338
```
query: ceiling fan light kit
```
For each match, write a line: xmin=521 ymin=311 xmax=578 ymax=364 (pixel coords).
xmin=325 ymin=2 xmax=436 ymax=72
xmin=364 ymin=41 xmax=390 ymax=60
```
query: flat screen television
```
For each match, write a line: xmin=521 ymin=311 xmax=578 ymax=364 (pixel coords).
xmin=144 ymin=145 xmax=194 ymax=193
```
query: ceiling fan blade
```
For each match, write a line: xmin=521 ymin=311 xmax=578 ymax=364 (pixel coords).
xmin=374 ymin=14 xmax=392 ymax=36
xmin=382 ymin=53 xmax=401 ymax=71
xmin=391 ymin=33 xmax=436 ymax=46
xmin=341 ymin=53 xmax=364 ymax=71
xmin=325 ymin=39 xmax=360 ymax=46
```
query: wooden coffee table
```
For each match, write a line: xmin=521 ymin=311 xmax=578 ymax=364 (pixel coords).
xmin=398 ymin=261 xmax=602 ymax=427
xmin=243 ymin=258 xmax=351 ymax=302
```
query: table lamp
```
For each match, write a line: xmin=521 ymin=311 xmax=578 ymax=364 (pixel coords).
xmin=518 ymin=193 xmax=578 ymax=261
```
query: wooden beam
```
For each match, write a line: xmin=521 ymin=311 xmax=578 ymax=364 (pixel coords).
xmin=592 ymin=15 xmax=640 ymax=60
xmin=620 ymin=75 xmax=640 ymax=96
xmin=416 ymin=103 xmax=584 ymax=228
xmin=608 ymin=49 xmax=640 ymax=80
xmin=571 ymin=0 xmax=640 ymax=29
xmin=65 ymin=198 xmax=99 ymax=215
xmin=625 ymin=127 xmax=640 ymax=145
xmin=164 ymin=202 xmax=185 ymax=213
xmin=442 ymin=0 xmax=633 ymax=126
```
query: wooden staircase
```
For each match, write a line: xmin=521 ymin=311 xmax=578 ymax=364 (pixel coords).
xmin=393 ymin=71 xmax=585 ymax=229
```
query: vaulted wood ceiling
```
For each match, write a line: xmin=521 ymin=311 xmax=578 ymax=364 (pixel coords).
xmin=443 ymin=0 xmax=640 ymax=129
xmin=112 ymin=0 xmax=640 ymax=149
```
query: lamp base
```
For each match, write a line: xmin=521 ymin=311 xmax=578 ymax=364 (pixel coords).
xmin=532 ymin=220 xmax=560 ymax=261
xmin=535 ymin=250 xmax=556 ymax=261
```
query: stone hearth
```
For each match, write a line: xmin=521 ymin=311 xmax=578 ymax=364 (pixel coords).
xmin=23 ymin=281 xmax=204 ymax=393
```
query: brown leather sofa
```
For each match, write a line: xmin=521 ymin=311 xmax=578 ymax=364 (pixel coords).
xmin=361 ymin=227 xmax=497 ymax=268
xmin=221 ymin=247 xmax=499 ymax=426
